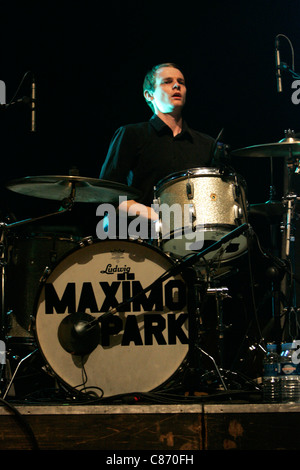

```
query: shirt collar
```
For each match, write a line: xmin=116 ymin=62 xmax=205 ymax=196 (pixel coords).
xmin=149 ymin=114 xmax=193 ymax=140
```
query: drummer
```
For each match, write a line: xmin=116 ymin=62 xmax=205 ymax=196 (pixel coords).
xmin=100 ymin=62 xmax=216 ymax=225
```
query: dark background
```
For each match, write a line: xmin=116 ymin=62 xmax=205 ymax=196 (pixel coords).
xmin=2 ymin=1 xmax=300 ymax=369
xmin=0 ymin=0 xmax=299 ymax=218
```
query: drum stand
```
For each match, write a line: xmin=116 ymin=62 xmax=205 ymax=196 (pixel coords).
xmin=263 ymin=145 xmax=300 ymax=343
xmin=281 ymin=156 xmax=300 ymax=340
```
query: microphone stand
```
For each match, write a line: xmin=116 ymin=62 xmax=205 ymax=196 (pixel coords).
xmin=281 ymin=145 xmax=300 ymax=340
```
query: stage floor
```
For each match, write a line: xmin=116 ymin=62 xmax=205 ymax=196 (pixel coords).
xmin=2 ymin=315 xmax=298 ymax=452
xmin=1 ymin=400 xmax=300 ymax=451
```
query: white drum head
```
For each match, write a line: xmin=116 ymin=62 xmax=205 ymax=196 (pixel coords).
xmin=34 ymin=239 xmax=188 ymax=397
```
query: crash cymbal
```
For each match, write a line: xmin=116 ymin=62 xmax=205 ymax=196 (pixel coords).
xmin=231 ymin=136 xmax=300 ymax=158
xmin=5 ymin=175 xmax=141 ymax=203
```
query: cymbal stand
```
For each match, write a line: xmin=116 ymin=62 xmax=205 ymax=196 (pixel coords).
xmin=207 ymin=285 xmax=231 ymax=370
xmin=0 ymin=223 xmax=7 ymax=339
xmin=0 ymin=223 xmax=8 ymax=390
xmin=268 ymin=156 xmax=276 ymax=203
xmin=186 ymin=266 xmax=229 ymax=391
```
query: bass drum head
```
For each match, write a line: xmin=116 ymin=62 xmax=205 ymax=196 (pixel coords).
xmin=34 ymin=239 xmax=188 ymax=398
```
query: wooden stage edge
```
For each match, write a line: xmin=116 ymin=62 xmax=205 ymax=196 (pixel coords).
xmin=0 ymin=401 xmax=300 ymax=451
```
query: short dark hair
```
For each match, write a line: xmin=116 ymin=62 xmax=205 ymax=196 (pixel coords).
xmin=143 ymin=63 xmax=183 ymax=111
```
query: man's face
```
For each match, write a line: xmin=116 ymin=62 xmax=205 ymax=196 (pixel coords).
xmin=150 ymin=66 xmax=186 ymax=114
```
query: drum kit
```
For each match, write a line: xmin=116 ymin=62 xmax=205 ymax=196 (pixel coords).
xmin=1 ymin=131 xmax=299 ymax=400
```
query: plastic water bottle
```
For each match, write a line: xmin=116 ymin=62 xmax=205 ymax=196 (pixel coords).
xmin=280 ymin=342 xmax=300 ymax=403
xmin=262 ymin=343 xmax=280 ymax=402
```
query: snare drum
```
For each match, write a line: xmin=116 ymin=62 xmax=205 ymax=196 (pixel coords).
xmin=155 ymin=167 xmax=248 ymax=263
xmin=33 ymin=239 xmax=188 ymax=397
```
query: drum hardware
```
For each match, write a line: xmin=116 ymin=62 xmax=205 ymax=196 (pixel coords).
xmin=191 ymin=261 xmax=231 ymax=391
xmin=283 ymin=192 xmax=298 ymax=258
xmin=5 ymin=175 xmax=141 ymax=204
xmin=2 ymin=348 xmax=38 ymax=399
xmin=189 ymin=204 xmax=196 ymax=232
xmin=186 ymin=173 xmax=194 ymax=200
xmin=233 ymin=130 xmax=300 ymax=343
xmin=0 ymin=224 xmax=8 ymax=341
xmin=207 ymin=286 xmax=231 ymax=369
xmin=194 ymin=345 xmax=228 ymax=391
xmin=281 ymin=139 xmax=300 ymax=339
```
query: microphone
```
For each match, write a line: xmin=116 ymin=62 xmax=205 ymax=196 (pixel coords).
xmin=31 ymin=75 xmax=36 ymax=132
xmin=275 ymin=37 xmax=282 ymax=93
xmin=58 ymin=312 xmax=101 ymax=356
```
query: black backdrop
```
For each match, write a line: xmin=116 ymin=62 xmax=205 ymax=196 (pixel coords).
xmin=0 ymin=1 xmax=299 ymax=206
xmin=1 ymin=1 xmax=300 ymax=370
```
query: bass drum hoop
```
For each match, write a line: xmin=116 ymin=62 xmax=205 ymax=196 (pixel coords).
xmin=155 ymin=167 xmax=247 ymax=191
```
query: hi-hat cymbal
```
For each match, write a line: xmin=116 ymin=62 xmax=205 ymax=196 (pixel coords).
xmin=231 ymin=136 xmax=300 ymax=158
xmin=249 ymin=199 xmax=300 ymax=219
xmin=249 ymin=201 xmax=286 ymax=218
xmin=5 ymin=175 xmax=141 ymax=203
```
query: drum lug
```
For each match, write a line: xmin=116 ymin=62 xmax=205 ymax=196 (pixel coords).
xmin=233 ymin=204 xmax=242 ymax=219
xmin=39 ymin=266 xmax=51 ymax=283
xmin=189 ymin=204 xmax=197 ymax=231
xmin=78 ymin=236 xmax=94 ymax=247
xmin=232 ymin=182 xmax=241 ymax=201
xmin=186 ymin=180 xmax=194 ymax=200
xmin=154 ymin=219 xmax=162 ymax=246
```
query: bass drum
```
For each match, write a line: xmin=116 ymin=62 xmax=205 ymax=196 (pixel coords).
xmin=33 ymin=239 xmax=189 ymax=398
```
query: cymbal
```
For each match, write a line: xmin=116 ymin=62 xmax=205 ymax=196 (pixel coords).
xmin=249 ymin=199 xmax=300 ymax=219
xmin=249 ymin=201 xmax=286 ymax=218
xmin=5 ymin=175 xmax=141 ymax=203
xmin=231 ymin=136 xmax=300 ymax=158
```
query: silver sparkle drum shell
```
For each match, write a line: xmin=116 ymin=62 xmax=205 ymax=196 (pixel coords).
xmin=155 ymin=167 xmax=248 ymax=261
xmin=33 ymin=239 xmax=189 ymax=398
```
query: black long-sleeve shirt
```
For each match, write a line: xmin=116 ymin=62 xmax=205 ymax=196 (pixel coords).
xmin=100 ymin=114 xmax=215 ymax=206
